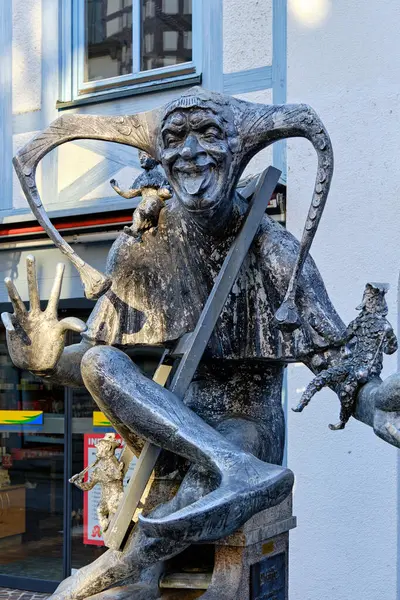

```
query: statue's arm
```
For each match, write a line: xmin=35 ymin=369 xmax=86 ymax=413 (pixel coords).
xmin=303 ymin=314 xmax=400 ymax=448
xmin=110 ymin=178 xmax=141 ymax=199
xmin=70 ymin=471 xmax=97 ymax=491
xmin=40 ymin=338 xmax=93 ymax=388
xmin=384 ymin=326 xmax=398 ymax=355
xmin=260 ymin=222 xmax=400 ymax=447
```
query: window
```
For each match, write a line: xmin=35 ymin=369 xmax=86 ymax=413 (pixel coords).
xmin=0 ymin=305 xmax=164 ymax=589
xmin=69 ymin=0 xmax=201 ymax=101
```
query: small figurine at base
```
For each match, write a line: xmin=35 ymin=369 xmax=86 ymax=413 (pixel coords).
xmin=0 ymin=466 xmax=10 ymax=488
xmin=69 ymin=433 xmax=124 ymax=533
xmin=293 ymin=283 xmax=398 ymax=429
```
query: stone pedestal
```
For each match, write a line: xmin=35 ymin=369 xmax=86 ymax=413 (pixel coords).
xmin=159 ymin=495 xmax=296 ymax=600
xmin=87 ymin=497 xmax=296 ymax=600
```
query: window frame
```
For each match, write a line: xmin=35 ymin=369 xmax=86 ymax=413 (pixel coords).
xmin=63 ymin=0 xmax=202 ymax=103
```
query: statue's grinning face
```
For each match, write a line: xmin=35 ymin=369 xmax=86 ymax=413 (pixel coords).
xmin=160 ymin=108 xmax=232 ymax=211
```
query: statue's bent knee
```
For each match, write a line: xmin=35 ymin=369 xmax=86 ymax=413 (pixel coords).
xmin=81 ymin=345 xmax=140 ymax=392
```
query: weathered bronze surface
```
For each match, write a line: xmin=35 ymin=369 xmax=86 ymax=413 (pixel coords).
xmin=3 ymin=87 xmax=400 ymax=599
xmin=110 ymin=151 xmax=172 ymax=240
xmin=69 ymin=433 xmax=124 ymax=533
xmin=293 ymin=283 xmax=398 ymax=429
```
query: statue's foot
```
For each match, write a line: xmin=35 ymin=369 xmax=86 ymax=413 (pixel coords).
xmin=123 ymin=226 xmax=142 ymax=241
xmin=139 ymin=456 xmax=293 ymax=543
xmin=329 ymin=421 xmax=345 ymax=430
xmin=292 ymin=404 xmax=304 ymax=413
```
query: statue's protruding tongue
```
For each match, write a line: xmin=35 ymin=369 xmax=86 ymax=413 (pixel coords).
xmin=185 ymin=172 xmax=206 ymax=195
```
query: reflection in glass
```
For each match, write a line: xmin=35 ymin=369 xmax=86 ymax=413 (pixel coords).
xmin=141 ymin=0 xmax=192 ymax=71
xmin=85 ymin=0 xmax=133 ymax=82
xmin=0 ymin=329 xmax=65 ymax=581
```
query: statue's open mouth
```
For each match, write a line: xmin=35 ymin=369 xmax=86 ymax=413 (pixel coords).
xmin=175 ymin=164 xmax=214 ymax=196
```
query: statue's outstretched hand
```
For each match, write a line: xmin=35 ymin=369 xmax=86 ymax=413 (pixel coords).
xmin=374 ymin=373 xmax=400 ymax=447
xmin=1 ymin=255 xmax=86 ymax=374
xmin=357 ymin=374 xmax=400 ymax=448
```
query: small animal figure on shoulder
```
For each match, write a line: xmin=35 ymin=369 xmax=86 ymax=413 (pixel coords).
xmin=293 ymin=283 xmax=398 ymax=430
xmin=69 ymin=433 xmax=124 ymax=533
xmin=110 ymin=151 xmax=172 ymax=240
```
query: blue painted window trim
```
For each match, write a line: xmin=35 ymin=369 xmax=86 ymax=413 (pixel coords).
xmin=60 ymin=0 xmax=203 ymax=103
xmin=223 ymin=66 xmax=273 ymax=96
xmin=272 ymin=0 xmax=287 ymax=180
xmin=0 ymin=1 xmax=13 ymax=211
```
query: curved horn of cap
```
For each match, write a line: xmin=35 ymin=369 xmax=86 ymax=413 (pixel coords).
xmin=241 ymin=102 xmax=334 ymax=330
xmin=13 ymin=111 xmax=160 ymax=299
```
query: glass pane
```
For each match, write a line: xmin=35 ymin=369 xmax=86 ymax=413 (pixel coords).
xmin=141 ymin=0 xmax=192 ymax=71
xmin=0 ymin=328 xmax=65 ymax=582
xmin=85 ymin=0 xmax=133 ymax=82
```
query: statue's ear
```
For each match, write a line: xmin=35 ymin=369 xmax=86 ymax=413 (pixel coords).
xmin=13 ymin=110 xmax=161 ymax=299
xmin=228 ymin=134 xmax=241 ymax=154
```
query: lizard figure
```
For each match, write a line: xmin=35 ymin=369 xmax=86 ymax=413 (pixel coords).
xmin=293 ymin=283 xmax=398 ymax=430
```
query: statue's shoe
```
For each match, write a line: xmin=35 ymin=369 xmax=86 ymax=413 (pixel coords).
xmin=139 ymin=457 xmax=294 ymax=543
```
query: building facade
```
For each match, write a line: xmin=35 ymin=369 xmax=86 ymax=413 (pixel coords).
xmin=0 ymin=1 xmax=398 ymax=599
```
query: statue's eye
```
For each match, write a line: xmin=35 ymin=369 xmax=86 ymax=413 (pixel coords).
xmin=202 ymin=126 xmax=222 ymax=142
xmin=164 ymin=133 xmax=183 ymax=148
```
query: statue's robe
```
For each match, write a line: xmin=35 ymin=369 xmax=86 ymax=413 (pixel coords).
xmin=85 ymin=195 xmax=344 ymax=363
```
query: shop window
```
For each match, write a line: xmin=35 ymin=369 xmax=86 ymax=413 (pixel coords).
xmin=65 ymin=0 xmax=201 ymax=102
xmin=0 ymin=307 xmax=164 ymax=589
xmin=0 ymin=327 xmax=65 ymax=583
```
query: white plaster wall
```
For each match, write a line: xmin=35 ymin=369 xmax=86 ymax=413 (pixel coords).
xmin=12 ymin=0 xmax=42 ymax=114
xmin=223 ymin=0 xmax=273 ymax=73
xmin=287 ymin=1 xmax=400 ymax=598
xmin=13 ymin=132 xmax=42 ymax=210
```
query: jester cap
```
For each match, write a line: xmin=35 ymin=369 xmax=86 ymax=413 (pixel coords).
xmin=13 ymin=86 xmax=334 ymax=328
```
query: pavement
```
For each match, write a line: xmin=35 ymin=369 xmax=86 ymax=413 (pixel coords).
xmin=0 ymin=589 xmax=50 ymax=600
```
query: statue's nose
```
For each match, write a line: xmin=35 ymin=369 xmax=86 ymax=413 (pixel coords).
xmin=180 ymin=134 xmax=199 ymax=159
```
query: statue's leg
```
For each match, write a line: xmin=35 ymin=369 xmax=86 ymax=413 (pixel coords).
xmin=80 ymin=346 xmax=293 ymax=543
xmin=97 ymin=499 xmax=109 ymax=532
xmin=50 ymin=416 xmax=274 ymax=600
xmin=329 ymin=375 xmax=359 ymax=430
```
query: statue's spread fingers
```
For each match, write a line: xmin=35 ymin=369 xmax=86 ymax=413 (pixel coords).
xmin=4 ymin=277 xmax=27 ymax=316
xmin=58 ymin=316 xmax=87 ymax=334
xmin=46 ymin=263 xmax=65 ymax=316
xmin=1 ymin=312 xmax=15 ymax=332
xmin=26 ymin=255 xmax=40 ymax=313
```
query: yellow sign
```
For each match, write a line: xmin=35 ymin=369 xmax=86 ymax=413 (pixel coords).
xmin=93 ymin=411 xmax=112 ymax=427
xmin=0 ymin=410 xmax=43 ymax=425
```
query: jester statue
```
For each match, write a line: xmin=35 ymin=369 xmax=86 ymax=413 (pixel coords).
xmin=3 ymin=87 xmax=400 ymax=599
